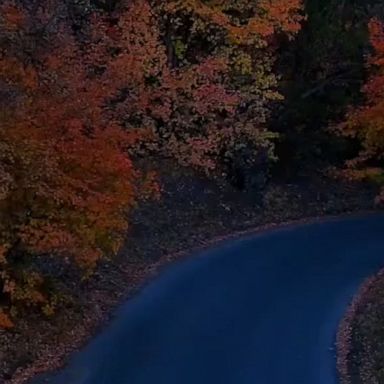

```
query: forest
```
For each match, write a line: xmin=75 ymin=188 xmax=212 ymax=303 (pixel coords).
xmin=0 ymin=0 xmax=384 ymax=383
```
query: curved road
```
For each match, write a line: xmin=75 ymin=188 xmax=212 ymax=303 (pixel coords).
xmin=33 ymin=214 xmax=384 ymax=384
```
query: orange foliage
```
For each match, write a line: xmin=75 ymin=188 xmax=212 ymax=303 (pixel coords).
xmin=142 ymin=0 xmax=304 ymax=170
xmin=0 ymin=311 xmax=13 ymax=329
xmin=0 ymin=0 xmax=157 ymax=317
xmin=162 ymin=0 xmax=304 ymax=44
xmin=0 ymin=0 xmax=304 ymax=321
xmin=337 ymin=18 xmax=384 ymax=202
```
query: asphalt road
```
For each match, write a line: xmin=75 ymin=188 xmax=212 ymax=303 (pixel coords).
xmin=33 ymin=213 xmax=384 ymax=384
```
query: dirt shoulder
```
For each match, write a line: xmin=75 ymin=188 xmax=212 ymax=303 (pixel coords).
xmin=0 ymin=167 xmax=380 ymax=384
xmin=337 ymin=269 xmax=384 ymax=384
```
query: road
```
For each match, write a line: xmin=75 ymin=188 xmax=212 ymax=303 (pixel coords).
xmin=32 ymin=213 xmax=384 ymax=384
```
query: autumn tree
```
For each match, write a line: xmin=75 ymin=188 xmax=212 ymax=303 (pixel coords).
xmin=81 ymin=0 xmax=304 ymax=185
xmin=0 ymin=0 xmax=157 ymax=323
xmin=142 ymin=0 xmax=304 ymax=184
xmin=336 ymin=18 xmax=384 ymax=203
xmin=155 ymin=0 xmax=303 ymax=176
xmin=271 ymin=0 xmax=384 ymax=178
xmin=0 ymin=0 xmax=304 ymax=326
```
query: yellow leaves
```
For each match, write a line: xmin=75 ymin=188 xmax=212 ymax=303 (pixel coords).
xmin=265 ymin=90 xmax=284 ymax=101
xmin=174 ymin=40 xmax=187 ymax=60
xmin=146 ymin=0 xmax=301 ymax=172
xmin=232 ymin=52 xmax=252 ymax=75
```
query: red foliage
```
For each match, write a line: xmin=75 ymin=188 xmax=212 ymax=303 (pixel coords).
xmin=0 ymin=0 xmax=304 ymax=323
xmin=0 ymin=0 xmax=158 ymax=320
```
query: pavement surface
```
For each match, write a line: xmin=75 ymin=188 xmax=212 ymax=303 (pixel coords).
xmin=32 ymin=213 xmax=384 ymax=384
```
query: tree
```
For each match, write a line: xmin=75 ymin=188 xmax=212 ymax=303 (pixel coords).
xmin=0 ymin=0 xmax=156 ymax=322
xmin=336 ymin=18 xmax=384 ymax=203
xmin=0 ymin=0 xmax=304 ymax=325
xmin=271 ymin=0 xmax=384 ymax=178
xmin=86 ymin=0 xmax=304 ymax=182
xmin=143 ymin=0 xmax=304 ymax=181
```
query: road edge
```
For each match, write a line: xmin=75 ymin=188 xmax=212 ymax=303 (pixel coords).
xmin=10 ymin=209 xmax=383 ymax=384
